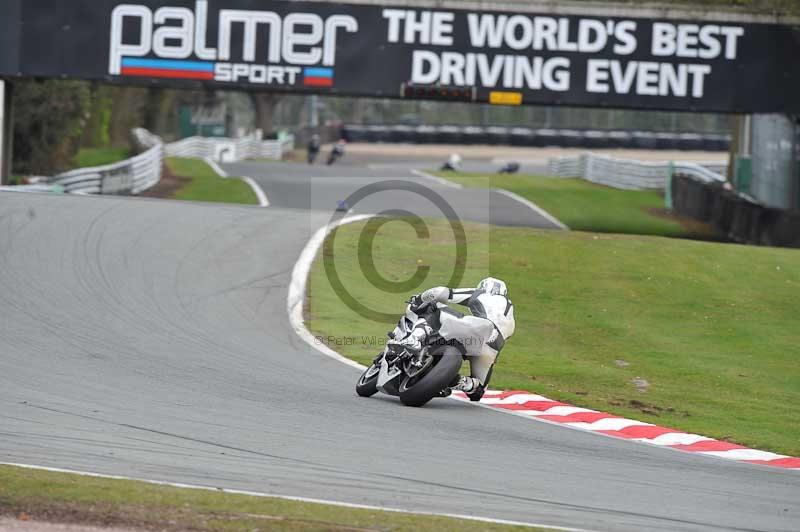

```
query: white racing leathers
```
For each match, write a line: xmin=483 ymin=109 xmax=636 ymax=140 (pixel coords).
xmin=391 ymin=287 xmax=515 ymax=386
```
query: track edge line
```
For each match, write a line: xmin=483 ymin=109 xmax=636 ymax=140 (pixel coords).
xmin=0 ymin=462 xmax=592 ymax=532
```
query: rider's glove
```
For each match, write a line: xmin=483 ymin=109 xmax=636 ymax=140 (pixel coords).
xmin=407 ymin=293 xmax=433 ymax=313
xmin=408 ymin=290 xmax=434 ymax=314
xmin=394 ymin=321 xmax=433 ymax=356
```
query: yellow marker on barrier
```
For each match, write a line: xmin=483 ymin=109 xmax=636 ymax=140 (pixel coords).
xmin=489 ymin=91 xmax=523 ymax=106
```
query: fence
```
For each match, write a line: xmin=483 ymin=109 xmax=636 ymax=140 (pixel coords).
xmin=38 ymin=130 xmax=294 ymax=196
xmin=672 ymin=174 xmax=800 ymax=248
xmin=547 ymin=152 xmax=727 ymax=190
xmin=163 ymin=135 xmax=294 ymax=161
xmin=49 ymin=129 xmax=164 ymax=195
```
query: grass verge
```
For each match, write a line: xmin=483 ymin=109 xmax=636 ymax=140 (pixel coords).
xmin=73 ymin=147 xmax=132 ymax=168
xmin=165 ymin=158 xmax=258 ymax=205
xmin=0 ymin=464 xmax=549 ymax=532
xmin=435 ymin=172 xmax=712 ymax=239
xmin=307 ymin=218 xmax=800 ymax=456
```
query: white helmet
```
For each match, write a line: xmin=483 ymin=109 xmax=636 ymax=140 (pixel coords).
xmin=477 ymin=277 xmax=507 ymax=296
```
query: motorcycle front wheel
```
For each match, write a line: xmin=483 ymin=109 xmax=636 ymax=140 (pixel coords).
xmin=398 ymin=346 xmax=462 ymax=407
xmin=356 ymin=363 xmax=380 ymax=397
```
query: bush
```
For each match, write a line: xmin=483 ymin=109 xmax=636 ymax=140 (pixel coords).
xmin=12 ymin=80 xmax=91 ymax=175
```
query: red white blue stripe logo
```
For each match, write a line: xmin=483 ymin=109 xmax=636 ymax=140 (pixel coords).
xmin=121 ymin=58 xmax=215 ymax=80
xmin=304 ymin=67 xmax=334 ymax=87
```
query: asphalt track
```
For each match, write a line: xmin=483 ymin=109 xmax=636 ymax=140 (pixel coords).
xmin=1 ymin=187 xmax=799 ymax=532
xmin=220 ymin=160 xmax=558 ymax=228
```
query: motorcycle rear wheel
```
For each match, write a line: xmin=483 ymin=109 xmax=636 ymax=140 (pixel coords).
xmin=356 ymin=364 xmax=380 ymax=397
xmin=399 ymin=346 xmax=462 ymax=407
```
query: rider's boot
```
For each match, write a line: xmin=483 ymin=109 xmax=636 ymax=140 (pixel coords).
xmin=449 ymin=375 xmax=485 ymax=402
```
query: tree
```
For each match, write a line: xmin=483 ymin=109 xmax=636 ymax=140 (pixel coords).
xmin=250 ymin=92 xmax=278 ymax=136
xmin=12 ymin=80 xmax=91 ymax=175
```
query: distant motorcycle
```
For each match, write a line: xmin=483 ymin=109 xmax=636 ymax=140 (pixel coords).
xmin=356 ymin=302 xmax=464 ymax=407
xmin=499 ymin=162 xmax=520 ymax=174
xmin=440 ymin=153 xmax=462 ymax=172
xmin=307 ymin=135 xmax=321 ymax=164
xmin=327 ymin=140 xmax=346 ymax=165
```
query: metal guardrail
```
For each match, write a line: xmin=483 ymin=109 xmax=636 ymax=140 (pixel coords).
xmin=164 ymin=135 xmax=294 ymax=161
xmin=34 ymin=129 xmax=294 ymax=196
xmin=547 ymin=152 xmax=727 ymax=190
xmin=49 ymin=129 xmax=164 ymax=195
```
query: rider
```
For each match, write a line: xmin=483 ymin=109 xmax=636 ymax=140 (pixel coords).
xmin=307 ymin=134 xmax=321 ymax=164
xmin=388 ymin=277 xmax=515 ymax=402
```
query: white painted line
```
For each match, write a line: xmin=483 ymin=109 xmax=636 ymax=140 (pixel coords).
xmin=0 ymin=462 xmax=593 ymax=532
xmin=204 ymin=157 xmax=229 ymax=178
xmin=410 ymin=169 xmax=463 ymax=189
xmin=410 ymin=168 xmax=566 ymax=230
xmin=495 ymin=188 xmax=569 ymax=230
xmin=287 ymin=215 xmax=373 ymax=371
xmin=286 ymin=205 xmax=800 ymax=474
xmin=204 ymin=157 xmax=269 ymax=207
xmin=241 ymin=176 xmax=270 ymax=207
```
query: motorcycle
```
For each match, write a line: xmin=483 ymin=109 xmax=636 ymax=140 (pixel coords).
xmin=307 ymin=135 xmax=321 ymax=164
xmin=327 ymin=141 xmax=346 ymax=165
xmin=356 ymin=303 xmax=465 ymax=407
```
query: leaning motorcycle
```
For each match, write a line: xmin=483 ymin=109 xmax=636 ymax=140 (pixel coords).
xmin=327 ymin=142 xmax=345 ymax=165
xmin=356 ymin=304 xmax=463 ymax=407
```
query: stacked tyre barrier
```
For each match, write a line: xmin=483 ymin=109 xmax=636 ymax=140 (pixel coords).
xmin=547 ymin=152 xmax=726 ymax=190
xmin=340 ymin=124 xmax=731 ymax=151
xmin=672 ymin=174 xmax=800 ymax=248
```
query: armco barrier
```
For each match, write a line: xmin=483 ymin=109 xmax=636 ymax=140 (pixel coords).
xmin=163 ymin=134 xmax=293 ymax=161
xmin=43 ymin=128 xmax=293 ymax=196
xmin=49 ymin=128 xmax=163 ymax=195
xmin=672 ymin=174 xmax=800 ymax=248
xmin=547 ymin=152 xmax=726 ymax=190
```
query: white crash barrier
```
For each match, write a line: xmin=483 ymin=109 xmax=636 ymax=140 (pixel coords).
xmin=49 ymin=128 xmax=164 ymax=195
xmin=163 ymin=134 xmax=294 ymax=161
xmin=36 ymin=129 xmax=294 ymax=196
xmin=547 ymin=152 xmax=726 ymax=190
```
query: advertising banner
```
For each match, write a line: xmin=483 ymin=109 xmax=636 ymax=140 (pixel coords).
xmin=1 ymin=0 xmax=798 ymax=112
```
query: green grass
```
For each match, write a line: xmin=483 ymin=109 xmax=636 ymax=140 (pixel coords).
xmin=435 ymin=172 xmax=702 ymax=238
xmin=166 ymin=157 xmax=258 ymax=205
xmin=307 ymin=218 xmax=800 ymax=456
xmin=0 ymin=465 xmax=550 ymax=532
xmin=73 ymin=147 xmax=132 ymax=168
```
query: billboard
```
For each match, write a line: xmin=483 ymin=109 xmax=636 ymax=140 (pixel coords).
xmin=0 ymin=0 xmax=799 ymax=112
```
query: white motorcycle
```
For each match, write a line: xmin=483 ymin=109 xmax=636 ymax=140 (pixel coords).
xmin=356 ymin=303 xmax=465 ymax=407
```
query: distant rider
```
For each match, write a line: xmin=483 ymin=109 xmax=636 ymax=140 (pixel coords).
xmin=327 ymin=139 xmax=346 ymax=165
xmin=387 ymin=277 xmax=515 ymax=402
xmin=307 ymin=134 xmax=321 ymax=164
